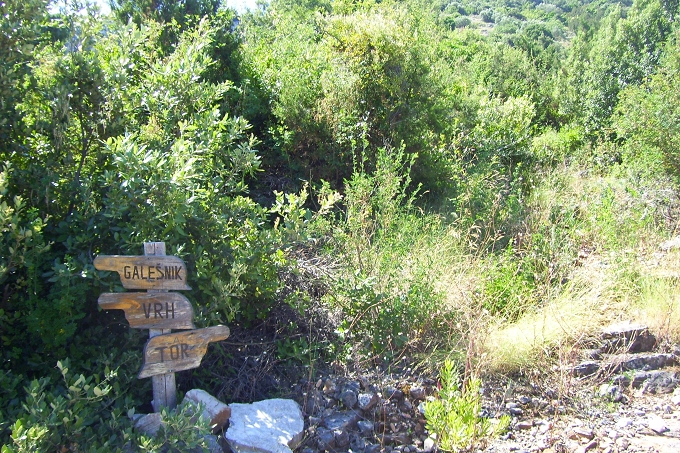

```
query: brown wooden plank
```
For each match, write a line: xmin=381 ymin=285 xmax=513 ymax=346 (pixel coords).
xmin=93 ymin=255 xmax=191 ymax=290
xmin=98 ymin=292 xmax=195 ymax=330
xmin=138 ymin=325 xmax=230 ymax=379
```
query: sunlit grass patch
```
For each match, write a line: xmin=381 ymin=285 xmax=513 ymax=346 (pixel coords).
xmin=481 ymin=282 xmax=607 ymax=373
xmin=633 ymin=249 xmax=680 ymax=344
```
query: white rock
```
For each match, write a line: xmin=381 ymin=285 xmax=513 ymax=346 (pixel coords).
xmin=648 ymin=415 xmax=669 ymax=434
xmin=672 ymin=393 xmax=680 ymax=405
xmin=422 ymin=437 xmax=436 ymax=453
xmin=615 ymin=437 xmax=630 ymax=449
xmin=183 ymin=389 xmax=231 ymax=433
xmin=615 ymin=417 xmax=633 ymax=429
xmin=225 ymin=399 xmax=304 ymax=453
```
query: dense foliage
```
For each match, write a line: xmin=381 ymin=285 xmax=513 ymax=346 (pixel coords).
xmin=2 ymin=0 xmax=680 ymax=449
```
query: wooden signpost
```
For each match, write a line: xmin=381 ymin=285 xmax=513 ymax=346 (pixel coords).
xmin=95 ymin=242 xmax=229 ymax=412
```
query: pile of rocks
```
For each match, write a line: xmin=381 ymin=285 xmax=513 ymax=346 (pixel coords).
xmin=293 ymin=375 xmax=436 ymax=453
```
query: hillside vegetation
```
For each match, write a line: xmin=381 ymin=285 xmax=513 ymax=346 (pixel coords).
xmin=2 ymin=0 xmax=680 ymax=450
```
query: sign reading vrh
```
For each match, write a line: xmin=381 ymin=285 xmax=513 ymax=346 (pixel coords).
xmin=138 ymin=325 xmax=230 ymax=379
xmin=98 ymin=292 xmax=196 ymax=330
xmin=94 ymin=255 xmax=191 ymax=290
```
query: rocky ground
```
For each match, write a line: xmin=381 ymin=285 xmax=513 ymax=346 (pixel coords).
xmin=278 ymin=322 xmax=680 ymax=453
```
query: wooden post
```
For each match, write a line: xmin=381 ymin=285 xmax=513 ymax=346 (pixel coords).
xmin=144 ymin=242 xmax=177 ymax=412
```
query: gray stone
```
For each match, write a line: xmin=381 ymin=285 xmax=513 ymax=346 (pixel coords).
xmin=505 ymin=402 xmax=523 ymax=416
xmin=616 ymin=417 xmax=633 ymax=429
xmin=516 ymin=420 xmax=533 ymax=430
xmin=323 ymin=379 xmax=337 ymax=396
xmin=304 ymin=390 xmax=325 ymax=415
xmin=322 ymin=411 xmax=361 ymax=431
xmin=358 ymin=393 xmax=380 ymax=411
xmin=607 ymin=353 xmax=676 ymax=373
xmin=582 ymin=349 xmax=603 ymax=360
xmin=385 ymin=386 xmax=404 ymax=400
xmin=365 ymin=443 xmax=381 ymax=453
xmin=309 ymin=416 xmax=322 ymax=426
xmin=382 ymin=433 xmax=411 ymax=445
xmin=615 ymin=437 xmax=630 ymax=449
xmin=573 ymin=361 xmax=600 ymax=377
xmin=572 ymin=427 xmax=595 ymax=440
xmin=224 ymin=399 xmax=304 ymax=453
xmin=200 ymin=435 xmax=222 ymax=453
xmin=409 ymin=386 xmax=426 ymax=400
xmin=640 ymin=370 xmax=679 ymax=393
xmin=316 ymin=428 xmax=335 ymax=450
xmin=350 ymin=433 xmax=366 ymax=451
xmin=598 ymin=383 xmax=624 ymax=402
xmin=602 ymin=322 xmax=656 ymax=353
xmin=357 ymin=420 xmax=375 ymax=436
xmin=574 ymin=439 xmax=598 ymax=453
xmin=334 ymin=429 xmax=350 ymax=448
xmin=340 ymin=389 xmax=358 ymax=409
xmin=602 ymin=321 xmax=648 ymax=339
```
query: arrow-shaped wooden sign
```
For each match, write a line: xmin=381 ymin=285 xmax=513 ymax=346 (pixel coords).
xmin=94 ymin=255 xmax=191 ymax=290
xmin=138 ymin=325 xmax=230 ymax=379
xmin=98 ymin=292 xmax=196 ymax=330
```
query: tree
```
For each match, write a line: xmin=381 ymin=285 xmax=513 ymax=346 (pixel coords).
xmin=110 ymin=0 xmax=220 ymax=25
xmin=563 ymin=0 xmax=673 ymax=137
xmin=0 ymin=0 xmax=50 ymax=158
xmin=615 ymin=29 xmax=680 ymax=177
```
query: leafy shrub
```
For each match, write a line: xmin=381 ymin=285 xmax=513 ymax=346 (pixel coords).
xmin=425 ymin=360 xmax=510 ymax=451
xmin=480 ymin=8 xmax=495 ymax=22
xmin=614 ymin=28 xmax=680 ymax=180
xmin=135 ymin=404 xmax=213 ymax=453
xmin=318 ymin=146 xmax=445 ymax=359
xmin=530 ymin=126 xmax=583 ymax=166
xmin=454 ymin=16 xmax=472 ymax=28
xmin=2 ymin=359 xmax=130 ymax=452
xmin=1 ymin=359 xmax=214 ymax=453
xmin=479 ymin=245 xmax=536 ymax=318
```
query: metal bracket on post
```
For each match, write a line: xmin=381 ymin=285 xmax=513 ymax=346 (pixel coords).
xmin=144 ymin=241 xmax=177 ymax=412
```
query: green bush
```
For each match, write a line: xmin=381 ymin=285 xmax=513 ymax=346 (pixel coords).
xmin=454 ymin=16 xmax=472 ymax=28
xmin=425 ymin=360 xmax=510 ymax=451
xmin=318 ymin=146 xmax=445 ymax=359
xmin=1 ymin=359 xmax=214 ymax=453
xmin=2 ymin=359 xmax=130 ymax=452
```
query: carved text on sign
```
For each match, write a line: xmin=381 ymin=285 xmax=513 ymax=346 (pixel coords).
xmin=94 ymin=255 xmax=191 ymax=290
xmin=98 ymin=292 xmax=195 ymax=330
xmin=138 ymin=325 xmax=230 ymax=379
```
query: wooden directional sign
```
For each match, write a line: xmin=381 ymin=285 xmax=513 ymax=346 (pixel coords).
xmin=94 ymin=255 xmax=191 ymax=290
xmin=98 ymin=292 xmax=196 ymax=330
xmin=138 ymin=325 xmax=230 ymax=379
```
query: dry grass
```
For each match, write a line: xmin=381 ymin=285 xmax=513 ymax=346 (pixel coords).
xmin=480 ymin=281 xmax=605 ymax=373
xmin=634 ymin=248 xmax=680 ymax=344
